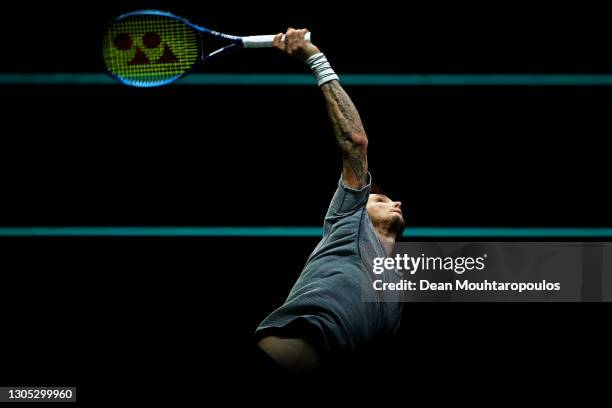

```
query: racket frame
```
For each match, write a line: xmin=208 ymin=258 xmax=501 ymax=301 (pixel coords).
xmin=104 ymin=9 xmax=311 ymax=87
xmin=104 ymin=9 xmax=244 ymax=87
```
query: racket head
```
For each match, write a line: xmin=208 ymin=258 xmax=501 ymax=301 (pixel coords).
xmin=103 ymin=10 xmax=203 ymax=87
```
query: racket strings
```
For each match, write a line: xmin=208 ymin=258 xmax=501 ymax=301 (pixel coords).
xmin=103 ymin=15 xmax=200 ymax=86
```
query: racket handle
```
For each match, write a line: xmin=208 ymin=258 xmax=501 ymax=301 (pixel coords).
xmin=242 ymin=32 xmax=312 ymax=48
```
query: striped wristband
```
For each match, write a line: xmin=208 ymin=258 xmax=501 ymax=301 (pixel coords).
xmin=305 ymin=53 xmax=340 ymax=86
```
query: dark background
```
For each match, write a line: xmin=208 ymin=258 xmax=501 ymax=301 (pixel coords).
xmin=1 ymin=0 xmax=612 ymax=227
xmin=1 ymin=0 xmax=609 ymax=403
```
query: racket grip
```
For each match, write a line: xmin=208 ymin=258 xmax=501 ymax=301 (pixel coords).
xmin=242 ymin=32 xmax=312 ymax=48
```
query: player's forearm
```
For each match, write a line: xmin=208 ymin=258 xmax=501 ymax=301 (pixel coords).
xmin=321 ymin=80 xmax=368 ymax=152
xmin=271 ymin=29 xmax=368 ymax=186
xmin=321 ymin=80 xmax=369 ymax=188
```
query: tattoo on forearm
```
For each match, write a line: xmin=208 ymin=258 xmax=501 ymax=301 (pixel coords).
xmin=343 ymin=149 xmax=368 ymax=186
xmin=321 ymin=81 xmax=368 ymax=185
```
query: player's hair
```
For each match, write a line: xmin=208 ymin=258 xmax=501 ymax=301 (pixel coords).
xmin=371 ymin=183 xmax=386 ymax=195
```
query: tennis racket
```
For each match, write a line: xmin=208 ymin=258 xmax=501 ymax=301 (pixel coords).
xmin=103 ymin=10 xmax=312 ymax=87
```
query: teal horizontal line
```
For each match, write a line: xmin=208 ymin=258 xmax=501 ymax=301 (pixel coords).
xmin=3 ymin=73 xmax=612 ymax=86
xmin=0 ymin=227 xmax=323 ymax=237
xmin=0 ymin=227 xmax=612 ymax=237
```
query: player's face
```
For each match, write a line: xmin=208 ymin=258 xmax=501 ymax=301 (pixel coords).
xmin=366 ymin=194 xmax=405 ymax=237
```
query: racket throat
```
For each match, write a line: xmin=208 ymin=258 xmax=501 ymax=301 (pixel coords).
xmin=203 ymin=43 xmax=242 ymax=61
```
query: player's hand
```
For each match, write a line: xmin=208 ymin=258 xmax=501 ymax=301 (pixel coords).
xmin=273 ymin=28 xmax=320 ymax=61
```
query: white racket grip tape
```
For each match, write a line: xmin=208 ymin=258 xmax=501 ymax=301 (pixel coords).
xmin=242 ymin=32 xmax=312 ymax=48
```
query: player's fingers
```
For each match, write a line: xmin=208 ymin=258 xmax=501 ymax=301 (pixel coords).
xmin=284 ymin=29 xmax=296 ymax=51
xmin=282 ymin=28 xmax=291 ymax=47
xmin=287 ymin=28 xmax=299 ymax=41
xmin=273 ymin=33 xmax=284 ymax=50
xmin=290 ymin=29 xmax=307 ymax=48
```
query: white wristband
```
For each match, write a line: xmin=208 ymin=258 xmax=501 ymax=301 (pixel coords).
xmin=305 ymin=53 xmax=339 ymax=86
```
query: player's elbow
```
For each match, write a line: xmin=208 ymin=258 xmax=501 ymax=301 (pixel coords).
xmin=258 ymin=336 xmax=322 ymax=374
xmin=349 ymin=132 xmax=368 ymax=149
xmin=339 ymin=131 xmax=368 ymax=155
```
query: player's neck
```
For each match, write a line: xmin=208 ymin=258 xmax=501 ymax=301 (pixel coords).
xmin=374 ymin=228 xmax=396 ymax=255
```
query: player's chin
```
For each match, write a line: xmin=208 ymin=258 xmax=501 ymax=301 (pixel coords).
xmin=390 ymin=211 xmax=404 ymax=223
xmin=390 ymin=213 xmax=406 ymax=238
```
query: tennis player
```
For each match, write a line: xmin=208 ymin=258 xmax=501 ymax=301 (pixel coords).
xmin=255 ymin=29 xmax=406 ymax=373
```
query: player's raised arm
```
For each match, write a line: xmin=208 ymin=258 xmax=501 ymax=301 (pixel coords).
xmin=274 ymin=29 xmax=368 ymax=189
